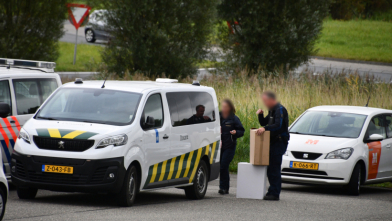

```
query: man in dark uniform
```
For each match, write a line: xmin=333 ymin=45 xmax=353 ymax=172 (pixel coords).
xmin=256 ymin=91 xmax=290 ymax=201
xmin=187 ymin=105 xmax=211 ymax=125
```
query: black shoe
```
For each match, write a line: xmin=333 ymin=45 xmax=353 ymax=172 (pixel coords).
xmin=218 ymin=189 xmax=229 ymax=195
xmin=263 ymin=195 xmax=279 ymax=201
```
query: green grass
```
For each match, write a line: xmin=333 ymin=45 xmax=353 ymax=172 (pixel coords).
xmin=371 ymin=182 xmax=392 ymax=188
xmin=56 ymin=42 xmax=102 ymax=72
xmin=315 ymin=19 xmax=392 ymax=63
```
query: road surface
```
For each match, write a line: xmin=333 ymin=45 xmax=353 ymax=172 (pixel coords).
xmin=4 ymin=175 xmax=392 ymax=220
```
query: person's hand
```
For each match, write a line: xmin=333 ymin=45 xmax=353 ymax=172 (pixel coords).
xmin=203 ymin=116 xmax=210 ymax=120
xmin=256 ymin=127 xmax=265 ymax=135
xmin=230 ymin=130 xmax=236 ymax=135
xmin=256 ymin=109 xmax=263 ymax=115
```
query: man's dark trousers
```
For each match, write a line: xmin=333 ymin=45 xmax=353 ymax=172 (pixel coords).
xmin=220 ymin=147 xmax=236 ymax=190
xmin=267 ymin=140 xmax=288 ymax=197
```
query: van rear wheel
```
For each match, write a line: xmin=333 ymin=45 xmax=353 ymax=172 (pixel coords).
xmin=347 ymin=163 xmax=361 ymax=196
xmin=184 ymin=160 xmax=208 ymax=200
xmin=117 ymin=165 xmax=138 ymax=207
xmin=17 ymin=187 xmax=37 ymax=199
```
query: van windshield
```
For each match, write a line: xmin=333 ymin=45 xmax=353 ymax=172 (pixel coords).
xmin=36 ymin=88 xmax=142 ymax=126
xmin=289 ymin=111 xmax=367 ymax=138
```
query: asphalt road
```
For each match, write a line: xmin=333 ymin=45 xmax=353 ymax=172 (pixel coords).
xmin=4 ymin=175 xmax=392 ymax=221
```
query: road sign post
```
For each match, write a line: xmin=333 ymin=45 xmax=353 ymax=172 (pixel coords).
xmin=66 ymin=3 xmax=92 ymax=65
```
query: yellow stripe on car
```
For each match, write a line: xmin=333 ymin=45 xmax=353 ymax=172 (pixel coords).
xmin=210 ymin=141 xmax=217 ymax=164
xmin=62 ymin=130 xmax=86 ymax=139
xmin=183 ymin=151 xmax=194 ymax=177
xmin=167 ymin=157 xmax=176 ymax=180
xmin=150 ymin=164 xmax=158 ymax=183
xmin=189 ymin=148 xmax=203 ymax=183
xmin=48 ymin=129 xmax=61 ymax=138
xmin=175 ymin=154 xmax=186 ymax=179
xmin=159 ymin=160 xmax=167 ymax=182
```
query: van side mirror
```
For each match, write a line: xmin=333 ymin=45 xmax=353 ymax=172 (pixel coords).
xmin=145 ymin=116 xmax=155 ymax=128
xmin=0 ymin=103 xmax=10 ymax=118
xmin=365 ymin=134 xmax=384 ymax=143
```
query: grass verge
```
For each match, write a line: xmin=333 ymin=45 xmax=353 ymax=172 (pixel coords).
xmin=315 ymin=19 xmax=392 ymax=63
xmin=56 ymin=42 xmax=102 ymax=72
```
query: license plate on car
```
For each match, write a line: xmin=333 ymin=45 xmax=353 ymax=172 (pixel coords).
xmin=290 ymin=161 xmax=319 ymax=170
xmin=42 ymin=165 xmax=73 ymax=174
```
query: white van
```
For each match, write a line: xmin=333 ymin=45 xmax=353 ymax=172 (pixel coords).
xmin=10 ymin=79 xmax=221 ymax=206
xmin=0 ymin=58 xmax=61 ymax=180
xmin=283 ymin=106 xmax=392 ymax=195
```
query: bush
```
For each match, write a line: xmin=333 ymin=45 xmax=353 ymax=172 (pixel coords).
xmin=217 ymin=0 xmax=330 ymax=74
xmin=93 ymin=0 xmax=218 ymax=78
xmin=0 ymin=0 xmax=68 ymax=61
xmin=330 ymin=0 xmax=392 ymax=20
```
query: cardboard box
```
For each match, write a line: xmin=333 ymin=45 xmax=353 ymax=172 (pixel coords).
xmin=250 ymin=129 xmax=270 ymax=165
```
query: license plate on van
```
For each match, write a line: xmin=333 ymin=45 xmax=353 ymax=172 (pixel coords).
xmin=42 ymin=165 xmax=73 ymax=174
xmin=290 ymin=161 xmax=319 ymax=170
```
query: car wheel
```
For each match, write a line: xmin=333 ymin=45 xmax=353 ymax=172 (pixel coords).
xmin=184 ymin=160 xmax=209 ymax=200
xmin=85 ymin=29 xmax=96 ymax=43
xmin=117 ymin=165 xmax=138 ymax=207
xmin=17 ymin=187 xmax=38 ymax=199
xmin=0 ymin=188 xmax=6 ymax=220
xmin=347 ymin=163 xmax=361 ymax=196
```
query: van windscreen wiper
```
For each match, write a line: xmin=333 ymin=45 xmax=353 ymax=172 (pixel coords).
xmin=37 ymin=116 xmax=58 ymax=120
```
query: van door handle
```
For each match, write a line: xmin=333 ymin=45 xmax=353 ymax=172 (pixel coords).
xmin=163 ymin=134 xmax=169 ymax=139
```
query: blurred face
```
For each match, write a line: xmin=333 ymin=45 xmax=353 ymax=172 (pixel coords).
xmin=196 ymin=107 xmax=205 ymax=117
xmin=221 ymin=101 xmax=231 ymax=117
xmin=262 ymin=94 xmax=276 ymax=109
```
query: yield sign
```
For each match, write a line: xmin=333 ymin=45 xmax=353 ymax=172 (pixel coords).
xmin=67 ymin=3 xmax=92 ymax=30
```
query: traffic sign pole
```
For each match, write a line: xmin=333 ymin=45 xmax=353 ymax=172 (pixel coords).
xmin=66 ymin=3 xmax=91 ymax=65
xmin=73 ymin=29 xmax=78 ymax=65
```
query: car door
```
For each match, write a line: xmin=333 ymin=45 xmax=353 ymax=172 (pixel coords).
xmin=0 ymin=79 xmax=16 ymax=177
xmin=365 ymin=115 xmax=389 ymax=179
xmin=384 ymin=114 xmax=392 ymax=177
xmin=141 ymin=93 xmax=171 ymax=187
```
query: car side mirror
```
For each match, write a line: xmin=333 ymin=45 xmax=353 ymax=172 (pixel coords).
xmin=365 ymin=134 xmax=384 ymax=143
xmin=145 ymin=116 xmax=155 ymax=128
xmin=0 ymin=103 xmax=10 ymax=118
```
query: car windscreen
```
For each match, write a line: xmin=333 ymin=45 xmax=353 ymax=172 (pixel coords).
xmin=36 ymin=88 xmax=142 ymax=126
xmin=289 ymin=111 xmax=367 ymax=138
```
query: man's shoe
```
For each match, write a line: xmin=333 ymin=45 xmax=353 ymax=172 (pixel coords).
xmin=263 ymin=195 xmax=279 ymax=201
xmin=218 ymin=189 xmax=229 ymax=195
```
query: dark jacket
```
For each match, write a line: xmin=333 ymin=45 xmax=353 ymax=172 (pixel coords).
xmin=186 ymin=115 xmax=211 ymax=125
xmin=258 ymin=103 xmax=290 ymax=144
xmin=220 ymin=113 xmax=245 ymax=150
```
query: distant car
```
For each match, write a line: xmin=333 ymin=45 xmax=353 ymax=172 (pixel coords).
xmin=283 ymin=105 xmax=392 ymax=195
xmin=84 ymin=10 xmax=112 ymax=43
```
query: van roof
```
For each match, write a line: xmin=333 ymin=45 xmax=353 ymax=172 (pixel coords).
xmin=0 ymin=66 xmax=59 ymax=78
xmin=62 ymin=80 xmax=214 ymax=94
xmin=308 ymin=105 xmax=392 ymax=115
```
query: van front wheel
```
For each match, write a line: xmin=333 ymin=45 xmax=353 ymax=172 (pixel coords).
xmin=117 ymin=165 xmax=138 ymax=207
xmin=347 ymin=163 xmax=361 ymax=196
xmin=184 ymin=160 xmax=208 ymax=200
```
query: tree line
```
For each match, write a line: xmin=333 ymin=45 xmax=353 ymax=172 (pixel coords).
xmin=0 ymin=0 xmax=389 ymax=78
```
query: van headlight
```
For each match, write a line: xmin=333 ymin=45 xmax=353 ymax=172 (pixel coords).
xmin=18 ymin=128 xmax=30 ymax=144
xmin=97 ymin=134 xmax=128 ymax=148
xmin=325 ymin=148 xmax=353 ymax=160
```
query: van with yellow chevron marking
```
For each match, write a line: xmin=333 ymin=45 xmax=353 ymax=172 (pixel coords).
xmin=11 ymin=78 xmax=221 ymax=206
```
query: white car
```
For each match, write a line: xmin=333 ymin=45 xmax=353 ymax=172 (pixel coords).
xmin=11 ymin=78 xmax=220 ymax=206
xmin=283 ymin=105 xmax=392 ymax=195
xmin=0 ymin=58 xmax=61 ymax=180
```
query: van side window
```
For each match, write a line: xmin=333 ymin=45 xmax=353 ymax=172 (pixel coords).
xmin=141 ymin=94 xmax=163 ymax=130
xmin=0 ymin=80 xmax=12 ymax=116
xmin=386 ymin=115 xmax=392 ymax=138
xmin=366 ymin=115 xmax=387 ymax=139
xmin=12 ymin=78 xmax=57 ymax=115
xmin=166 ymin=92 xmax=215 ymax=127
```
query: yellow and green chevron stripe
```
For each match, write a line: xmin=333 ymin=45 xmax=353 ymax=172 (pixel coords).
xmin=36 ymin=129 xmax=97 ymax=140
xmin=144 ymin=140 xmax=220 ymax=189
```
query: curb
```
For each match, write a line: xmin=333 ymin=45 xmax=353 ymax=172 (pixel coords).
xmin=310 ymin=56 xmax=392 ymax=67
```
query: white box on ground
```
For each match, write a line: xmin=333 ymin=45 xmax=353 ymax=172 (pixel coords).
xmin=236 ymin=162 xmax=267 ymax=199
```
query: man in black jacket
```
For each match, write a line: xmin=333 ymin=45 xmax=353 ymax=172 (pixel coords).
xmin=256 ymin=91 xmax=289 ymax=201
